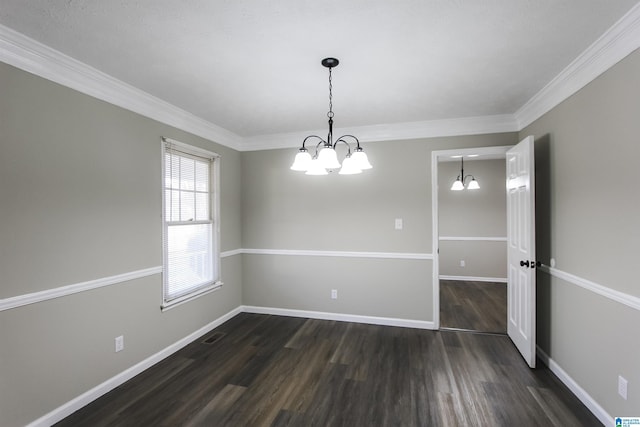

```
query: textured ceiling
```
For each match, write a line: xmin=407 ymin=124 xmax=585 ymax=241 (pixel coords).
xmin=0 ymin=1 xmax=638 ymax=139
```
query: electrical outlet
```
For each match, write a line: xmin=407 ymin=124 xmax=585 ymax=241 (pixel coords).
xmin=331 ymin=289 xmax=338 ymax=300
xmin=460 ymin=260 xmax=465 ymax=267
xmin=394 ymin=218 xmax=403 ymax=230
xmin=115 ymin=335 xmax=124 ymax=353
xmin=618 ymin=375 xmax=628 ymax=400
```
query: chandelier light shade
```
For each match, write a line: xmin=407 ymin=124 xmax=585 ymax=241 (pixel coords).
xmin=338 ymin=155 xmax=362 ymax=175
xmin=290 ymin=149 xmax=312 ymax=171
xmin=451 ymin=157 xmax=480 ymax=191
xmin=290 ymin=57 xmax=372 ymax=175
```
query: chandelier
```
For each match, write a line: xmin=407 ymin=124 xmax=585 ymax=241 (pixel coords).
xmin=450 ymin=157 xmax=480 ymax=190
xmin=290 ymin=58 xmax=372 ymax=175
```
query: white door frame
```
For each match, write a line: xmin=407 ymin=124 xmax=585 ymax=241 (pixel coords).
xmin=431 ymin=145 xmax=512 ymax=330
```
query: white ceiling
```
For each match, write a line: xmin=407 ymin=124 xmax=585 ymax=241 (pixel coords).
xmin=1 ymin=1 xmax=638 ymax=144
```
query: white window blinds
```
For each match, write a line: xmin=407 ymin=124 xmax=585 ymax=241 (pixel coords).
xmin=162 ymin=139 xmax=220 ymax=306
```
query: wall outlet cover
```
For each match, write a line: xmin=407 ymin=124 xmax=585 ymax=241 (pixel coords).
xmin=618 ymin=375 xmax=628 ymax=400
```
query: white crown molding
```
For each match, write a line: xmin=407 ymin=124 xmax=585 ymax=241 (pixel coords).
xmin=241 ymin=115 xmax=519 ymax=151
xmin=2 ymin=3 xmax=639 ymax=152
xmin=26 ymin=306 xmax=244 ymax=427
xmin=536 ymin=347 xmax=610 ymax=426
xmin=0 ymin=266 xmax=162 ymax=312
xmin=242 ymin=248 xmax=433 ymax=260
xmin=0 ymin=24 xmax=242 ymax=151
xmin=241 ymin=305 xmax=435 ymax=330
xmin=515 ymin=2 xmax=640 ymax=129
xmin=539 ymin=265 xmax=640 ymax=312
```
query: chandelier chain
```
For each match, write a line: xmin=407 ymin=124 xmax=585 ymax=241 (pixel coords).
xmin=327 ymin=67 xmax=334 ymax=119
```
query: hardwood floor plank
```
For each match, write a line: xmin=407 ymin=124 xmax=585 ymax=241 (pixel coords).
xmin=183 ymin=384 xmax=247 ymax=427
xmin=55 ymin=314 xmax=602 ymax=427
xmin=441 ymin=280 xmax=507 ymax=333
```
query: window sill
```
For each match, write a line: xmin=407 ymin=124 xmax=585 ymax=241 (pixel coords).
xmin=161 ymin=281 xmax=223 ymax=312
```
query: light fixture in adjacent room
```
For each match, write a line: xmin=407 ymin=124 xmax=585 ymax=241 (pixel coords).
xmin=290 ymin=57 xmax=372 ymax=175
xmin=451 ymin=157 xmax=480 ymax=191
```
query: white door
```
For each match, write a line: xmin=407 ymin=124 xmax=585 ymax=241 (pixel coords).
xmin=506 ymin=136 xmax=537 ymax=368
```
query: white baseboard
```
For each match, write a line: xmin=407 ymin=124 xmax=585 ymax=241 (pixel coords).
xmin=536 ymin=346 xmax=612 ymax=426
xmin=27 ymin=305 xmax=433 ymax=426
xmin=241 ymin=305 xmax=435 ymax=330
xmin=439 ymin=275 xmax=507 ymax=283
xmin=27 ymin=306 xmax=243 ymax=427
xmin=35 ymin=306 xmax=616 ymax=427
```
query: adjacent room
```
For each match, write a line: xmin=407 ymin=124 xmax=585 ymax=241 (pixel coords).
xmin=1 ymin=1 xmax=639 ymax=426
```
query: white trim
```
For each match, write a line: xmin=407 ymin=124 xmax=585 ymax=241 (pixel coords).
xmin=515 ymin=3 xmax=640 ymax=129
xmin=539 ymin=265 xmax=640 ymax=312
xmin=221 ymin=248 xmax=243 ymax=258
xmin=160 ymin=281 xmax=223 ymax=312
xmin=432 ymin=145 xmax=512 ymax=331
xmin=0 ymin=266 xmax=162 ymax=312
xmin=536 ymin=347 xmax=612 ymax=426
xmin=0 ymin=24 xmax=242 ymax=151
xmin=439 ymin=236 xmax=507 ymax=242
xmin=241 ymin=115 xmax=518 ymax=151
xmin=25 ymin=304 xmax=431 ymax=426
xmin=26 ymin=306 xmax=243 ymax=427
xmin=432 ymin=151 xmax=441 ymax=330
xmin=2 ymin=4 xmax=640 ymax=150
xmin=161 ymin=139 xmax=222 ymax=306
xmin=2 ymin=3 xmax=640 ymax=151
xmin=242 ymin=248 xmax=432 ymax=260
xmin=241 ymin=305 xmax=435 ymax=330
xmin=162 ymin=136 xmax=221 ymax=160
xmin=0 ymin=248 xmax=429 ymax=313
xmin=439 ymin=275 xmax=507 ymax=283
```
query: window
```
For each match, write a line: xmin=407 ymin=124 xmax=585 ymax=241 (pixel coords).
xmin=162 ymin=138 xmax=221 ymax=309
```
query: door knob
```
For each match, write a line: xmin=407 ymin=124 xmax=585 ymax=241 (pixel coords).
xmin=520 ymin=260 xmax=530 ymax=267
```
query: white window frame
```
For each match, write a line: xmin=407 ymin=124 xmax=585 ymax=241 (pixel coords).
xmin=161 ymin=137 xmax=221 ymax=310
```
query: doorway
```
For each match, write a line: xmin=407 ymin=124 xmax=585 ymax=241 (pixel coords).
xmin=431 ymin=146 xmax=511 ymax=333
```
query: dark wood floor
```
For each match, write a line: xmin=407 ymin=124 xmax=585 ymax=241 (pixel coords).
xmin=440 ymin=280 xmax=507 ymax=333
xmin=56 ymin=313 xmax=600 ymax=426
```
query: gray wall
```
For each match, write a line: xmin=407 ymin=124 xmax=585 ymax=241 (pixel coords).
xmin=0 ymin=62 xmax=243 ymax=427
xmin=522 ymin=48 xmax=640 ymax=416
xmin=4 ymin=42 xmax=638 ymax=425
xmin=241 ymin=133 xmax=518 ymax=322
xmin=438 ymin=159 xmax=507 ymax=279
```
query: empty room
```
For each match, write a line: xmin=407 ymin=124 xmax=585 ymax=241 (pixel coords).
xmin=1 ymin=1 xmax=639 ymax=426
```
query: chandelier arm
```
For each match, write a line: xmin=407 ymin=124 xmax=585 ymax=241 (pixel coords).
xmin=334 ymin=138 xmax=353 ymax=155
xmin=336 ymin=134 xmax=361 ymax=149
xmin=302 ymin=135 xmax=326 ymax=150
